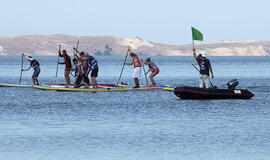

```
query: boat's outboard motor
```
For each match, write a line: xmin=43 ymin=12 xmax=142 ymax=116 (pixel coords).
xmin=227 ymin=79 xmax=239 ymax=89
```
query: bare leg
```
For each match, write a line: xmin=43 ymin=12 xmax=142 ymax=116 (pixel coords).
xmin=36 ymin=78 xmax=39 ymax=85
xmin=65 ymin=69 xmax=70 ymax=85
xmin=32 ymin=77 xmax=35 ymax=85
xmin=134 ymin=78 xmax=139 ymax=86
xmin=92 ymin=77 xmax=97 ymax=89
xmin=149 ymin=73 xmax=157 ymax=86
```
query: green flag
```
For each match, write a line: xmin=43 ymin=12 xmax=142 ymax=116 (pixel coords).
xmin=191 ymin=27 xmax=203 ymax=41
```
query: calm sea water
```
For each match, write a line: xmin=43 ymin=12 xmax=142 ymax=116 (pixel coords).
xmin=0 ymin=55 xmax=269 ymax=160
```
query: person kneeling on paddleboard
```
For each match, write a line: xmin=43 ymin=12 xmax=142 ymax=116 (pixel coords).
xmin=192 ymin=48 xmax=214 ymax=88
xmin=125 ymin=51 xmax=141 ymax=88
xmin=21 ymin=54 xmax=41 ymax=85
xmin=143 ymin=58 xmax=159 ymax=86
xmin=73 ymin=48 xmax=99 ymax=89
xmin=71 ymin=58 xmax=89 ymax=88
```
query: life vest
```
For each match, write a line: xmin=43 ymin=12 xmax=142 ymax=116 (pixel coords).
xmin=148 ymin=62 xmax=158 ymax=72
xmin=87 ymin=55 xmax=98 ymax=70
xmin=132 ymin=56 xmax=141 ymax=68
xmin=30 ymin=59 xmax=40 ymax=70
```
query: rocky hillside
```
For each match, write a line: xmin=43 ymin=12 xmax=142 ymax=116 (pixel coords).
xmin=0 ymin=34 xmax=269 ymax=56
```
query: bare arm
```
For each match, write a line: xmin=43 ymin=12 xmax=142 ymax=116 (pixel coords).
xmin=209 ymin=65 xmax=214 ymax=79
xmin=145 ymin=69 xmax=150 ymax=74
xmin=125 ymin=61 xmax=133 ymax=65
xmin=78 ymin=65 xmax=82 ymax=76
xmin=193 ymin=48 xmax=197 ymax=59
xmin=23 ymin=65 xmax=31 ymax=71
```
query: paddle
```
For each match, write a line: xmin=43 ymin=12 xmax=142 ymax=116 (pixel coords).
xmin=18 ymin=53 xmax=24 ymax=85
xmin=73 ymin=40 xmax=80 ymax=59
xmin=141 ymin=58 xmax=149 ymax=86
xmin=53 ymin=45 xmax=61 ymax=83
xmin=116 ymin=48 xmax=130 ymax=84
xmin=192 ymin=64 xmax=214 ymax=87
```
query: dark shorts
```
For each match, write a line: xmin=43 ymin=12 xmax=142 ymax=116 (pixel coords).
xmin=32 ymin=67 xmax=40 ymax=78
xmin=75 ymin=75 xmax=82 ymax=86
xmin=91 ymin=67 xmax=98 ymax=78
xmin=82 ymin=74 xmax=90 ymax=85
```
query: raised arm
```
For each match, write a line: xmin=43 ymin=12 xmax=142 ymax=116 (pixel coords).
xmin=193 ymin=48 xmax=197 ymax=59
xmin=59 ymin=50 xmax=63 ymax=57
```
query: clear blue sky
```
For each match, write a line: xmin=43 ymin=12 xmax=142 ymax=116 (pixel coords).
xmin=1 ymin=0 xmax=269 ymax=45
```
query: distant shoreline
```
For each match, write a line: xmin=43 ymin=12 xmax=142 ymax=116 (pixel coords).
xmin=0 ymin=34 xmax=269 ymax=56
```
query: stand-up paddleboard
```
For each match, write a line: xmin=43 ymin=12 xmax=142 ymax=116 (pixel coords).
xmin=55 ymin=86 xmax=127 ymax=92
xmin=33 ymin=85 xmax=68 ymax=90
xmin=0 ymin=83 xmax=32 ymax=88
xmin=33 ymin=84 xmax=114 ymax=90
xmin=116 ymin=83 xmax=162 ymax=90
xmin=43 ymin=83 xmax=117 ymax=87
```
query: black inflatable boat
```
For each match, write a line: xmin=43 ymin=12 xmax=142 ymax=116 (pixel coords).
xmin=173 ymin=79 xmax=254 ymax=99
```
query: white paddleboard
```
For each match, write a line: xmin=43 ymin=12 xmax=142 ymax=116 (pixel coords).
xmin=0 ymin=83 xmax=33 ymax=88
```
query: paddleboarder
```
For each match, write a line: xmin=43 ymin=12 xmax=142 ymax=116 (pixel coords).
xmin=58 ymin=48 xmax=72 ymax=85
xmin=70 ymin=58 xmax=90 ymax=88
xmin=125 ymin=51 xmax=141 ymax=88
xmin=143 ymin=58 xmax=159 ymax=86
xmin=192 ymin=48 xmax=214 ymax=88
xmin=21 ymin=54 xmax=40 ymax=85
xmin=73 ymin=48 xmax=98 ymax=88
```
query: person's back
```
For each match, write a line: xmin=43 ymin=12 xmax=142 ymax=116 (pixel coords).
xmin=87 ymin=55 xmax=98 ymax=70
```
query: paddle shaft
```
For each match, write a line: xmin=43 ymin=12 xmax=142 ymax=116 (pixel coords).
xmin=141 ymin=58 xmax=149 ymax=86
xmin=19 ymin=53 xmax=24 ymax=85
xmin=192 ymin=64 xmax=214 ymax=87
xmin=74 ymin=40 xmax=80 ymax=59
xmin=53 ymin=45 xmax=61 ymax=83
xmin=116 ymin=48 xmax=130 ymax=84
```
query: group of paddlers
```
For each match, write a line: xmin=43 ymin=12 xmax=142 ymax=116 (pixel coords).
xmin=21 ymin=46 xmax=214 ymax=89
xmin=21 ymin=47 xmax=162 ymax=88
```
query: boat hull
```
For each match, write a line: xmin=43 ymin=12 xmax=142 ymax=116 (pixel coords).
xmin=174 ymin=86 xmax=254 ymax=99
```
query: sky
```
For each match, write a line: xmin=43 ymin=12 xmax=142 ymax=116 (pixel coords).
xmin=0 ymin=0 xmax=269 ymax=45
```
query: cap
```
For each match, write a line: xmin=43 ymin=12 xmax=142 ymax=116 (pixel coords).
xmin=201 ymin=52 xmax=207 ymax=57
xmin=26 ymin=56 xmax=33 ymax=61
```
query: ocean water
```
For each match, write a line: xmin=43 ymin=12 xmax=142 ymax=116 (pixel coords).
xmin=0 ymin=55 xmax=269 ymax=160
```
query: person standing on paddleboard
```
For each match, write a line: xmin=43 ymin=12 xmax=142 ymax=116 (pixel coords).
xmin=192 ymin=48 xmax=214 ymax=88
xmin=125 ymin=51 xmax=141 ymax=88
xmin=58 ymin=49 xmax=72 ymax=85
xmin=143 ymin=58 xmax=159 ymax=86
xmin=21 ymin=54 xmax=41 ymax=85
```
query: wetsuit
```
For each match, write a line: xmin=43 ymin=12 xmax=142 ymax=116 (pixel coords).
xmin=59 ymin=52 xmax=72 ymax=70
xmin=25 ymin=59 xmax=40 ymax=78
xmin=148 ymin=62 xmax=159 ymax=74
xmin=87 ymin=55 xmax=99 ymax=77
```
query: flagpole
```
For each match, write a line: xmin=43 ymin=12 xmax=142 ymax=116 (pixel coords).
xmin=191 ymin=27 xmax=195 ymax=50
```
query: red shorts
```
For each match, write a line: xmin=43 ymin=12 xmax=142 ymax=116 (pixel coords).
xmin=153 ymin=68 xmax=159 ymax=74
